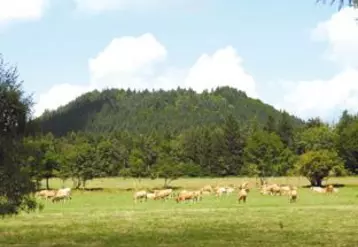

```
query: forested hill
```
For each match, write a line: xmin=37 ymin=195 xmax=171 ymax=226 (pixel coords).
xmin=37 ymin=86 xmax=303 ymax=136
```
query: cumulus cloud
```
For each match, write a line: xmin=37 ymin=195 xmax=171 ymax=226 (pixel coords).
xmin=33 ymin=83 xmax=92 ymax=117
xmin=184 ymin=46 xmax=258 ymax=98
xmin=0 ymin=0 xmax=48 ymax=24
xmin=272 ymin=7 xmax=358 ymax=121
xmin=34 ymin=33 xmax=259 ymax=117
xmin=88 ymin=33 xmax=167 ymax=89
xmin=311 ymin=7 xmax=358 ymax=67
xmin=275 ymin=68 xmax=358 ymax=120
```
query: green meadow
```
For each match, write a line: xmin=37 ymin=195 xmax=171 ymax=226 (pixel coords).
xmin=1 ymin=177 xmax=358 ymax=247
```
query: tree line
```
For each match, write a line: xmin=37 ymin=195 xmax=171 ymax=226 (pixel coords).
xmin=24 ymin=110 xmax=356 ymax=189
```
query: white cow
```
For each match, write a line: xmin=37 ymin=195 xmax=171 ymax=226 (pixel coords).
xmin=52 ymin=188 xmax=72 ymax=203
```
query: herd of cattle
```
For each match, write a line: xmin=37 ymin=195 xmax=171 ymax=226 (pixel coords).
xmin=34 ymin=182 xmax=339 ymax=204
xmin=133 ymin=182 xmax=339 ymax=204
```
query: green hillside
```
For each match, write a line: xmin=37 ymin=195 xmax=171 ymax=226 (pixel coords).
xmin=36 ymin=86 xmax=303 ymax=136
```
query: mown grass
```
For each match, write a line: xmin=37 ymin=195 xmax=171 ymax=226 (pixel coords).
xmin=1 ymin=177 xmax=358 ymax=247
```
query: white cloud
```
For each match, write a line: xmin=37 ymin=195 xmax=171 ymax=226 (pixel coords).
xmin=0 ymin=0 xmax=48 ymax=24
xmin=311 ymin=7 xmax=358 ymax=67
xmin=185 ymin=46 xmax=258 ymax=98
xmin=88 ymin=33 xmax=167 ymax=88
xmin=33 ymin=83 xmax=91 ymax=117
xmin=274 ymin=68 xmax=358 ymax=120
xmin=272 ymin=7 xmax=358 ymax=121
xmin=34 ymin=33 xmax=259 ymax=117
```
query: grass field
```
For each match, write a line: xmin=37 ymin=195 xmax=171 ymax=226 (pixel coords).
xmin=1 ymin=177 xmax=358 ymax=247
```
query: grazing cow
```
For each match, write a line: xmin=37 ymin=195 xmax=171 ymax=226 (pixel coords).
xmin=201 ymin=185 xmax=214 ymax=194
xmin=36 ymin=190 xmax=57 ymax=201
xmin=238 ymin=188 xmax=248 ymax=204
xmin=154 ymin=189 xmax=173 ymax=201
xmin=146 ymin=193 xmax=156 ymax=200
xmin=261 ymin=184 xmax=280 ymax=196
xmin=52 ymin=188 xmax=72 ymax=203
xmin=176 ymin=191 xmax=199 ymax=203
xmin=192 ymin=190 xmax=203 ymax=201
xmin=289 ymin=189 xmax=298 ymax=203
xmin=279 ymin=185 xmax=291 ymax=196
xmin=133 ymin=190 xmax=147 ymax=203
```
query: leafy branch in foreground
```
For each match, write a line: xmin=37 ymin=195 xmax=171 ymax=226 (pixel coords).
xmin=0 ymin=54 xmax=41 ymax=216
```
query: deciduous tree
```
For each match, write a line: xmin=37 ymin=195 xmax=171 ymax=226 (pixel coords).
xmin=0 ymin=55 xmax=40 ymax=215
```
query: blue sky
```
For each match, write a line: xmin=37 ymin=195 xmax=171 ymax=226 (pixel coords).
xmin=1 ymin=0 xmax=358 ymax=121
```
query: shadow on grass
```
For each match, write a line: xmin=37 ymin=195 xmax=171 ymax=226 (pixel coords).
xmin=301 ymin=183 xmax=346 ymax=188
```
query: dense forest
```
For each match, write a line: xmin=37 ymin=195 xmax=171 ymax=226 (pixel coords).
xmin=18 ymin=87 xmax=354 ymax=190
xmin=36 ymin=87 xmax=303 ymax=136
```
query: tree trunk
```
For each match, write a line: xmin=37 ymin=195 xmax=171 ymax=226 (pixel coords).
xmin=164 ymin=178 xmax=168 ymax=188
xmin=316 ymin=178 xmax=323 ymax=187
xmin=73 ymin=178 xmax=81 ymax=189
xmin=46 ymin=177 xmax=50 ymax=190
xmin=310 ymin=178 xmax=323 ymax=187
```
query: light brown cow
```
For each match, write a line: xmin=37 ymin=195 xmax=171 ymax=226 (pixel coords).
xmin=176 ymin=191 xmax=199 ymax=203
xmin=201 ymin=185 xmax=214 ymax=193
xmin=154 ymin=189 xmax=173 ymax=201
xmin=238 ymin=188 xmax=248 ymax=204
xmin=279 ymin=185 xmax=291 ymax=196
xmin=261 ymin=184 xmax=280 ymax=196
xmin=325 ymin=184 xmax=334 ymax=194
xmin=36 ymin=190 xmax=57 ymax=201
xmin=289 ymin=189 xmax=298 ymax=203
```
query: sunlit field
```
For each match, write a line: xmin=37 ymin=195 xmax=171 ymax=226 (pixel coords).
xmin=1 ymin=177 xmax=358 ymax=247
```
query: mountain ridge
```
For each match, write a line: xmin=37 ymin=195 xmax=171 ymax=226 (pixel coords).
xmin=36 ymin=86 xmax=303 ymax=136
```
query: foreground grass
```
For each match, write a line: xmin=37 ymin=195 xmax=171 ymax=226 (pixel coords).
xmin=1 ymin=177 xmax=358 ymax=247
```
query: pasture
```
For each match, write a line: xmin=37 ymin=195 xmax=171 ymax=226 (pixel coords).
xmin=1 ymin=177 xmax=358 ymax=247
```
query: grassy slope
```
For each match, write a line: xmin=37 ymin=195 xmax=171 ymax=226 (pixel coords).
xmin=0 ymin=177 xmax=358 ymax=247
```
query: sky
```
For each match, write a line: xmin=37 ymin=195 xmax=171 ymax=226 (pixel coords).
xmin=1 ymin=0 xmax=358 ymax=122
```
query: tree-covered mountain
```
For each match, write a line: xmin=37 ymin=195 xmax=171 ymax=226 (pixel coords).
xmin=36 ymin=86 xmax=303 ymax=136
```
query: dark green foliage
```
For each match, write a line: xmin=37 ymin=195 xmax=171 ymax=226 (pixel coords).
xmin=0 ymin=55 xmax=39 ymax=216
xmin=277 ymin=111 xmax=295 ymax=148
xmin=37 ymin=86 xmax=303 ymax=136
xmin=295 ymin=150 xmax=345 ymax=186
xmin=243 ymin=129 xmax=286 ymax=177
xmin=336 ymin=119 xmax=358 ymax=174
